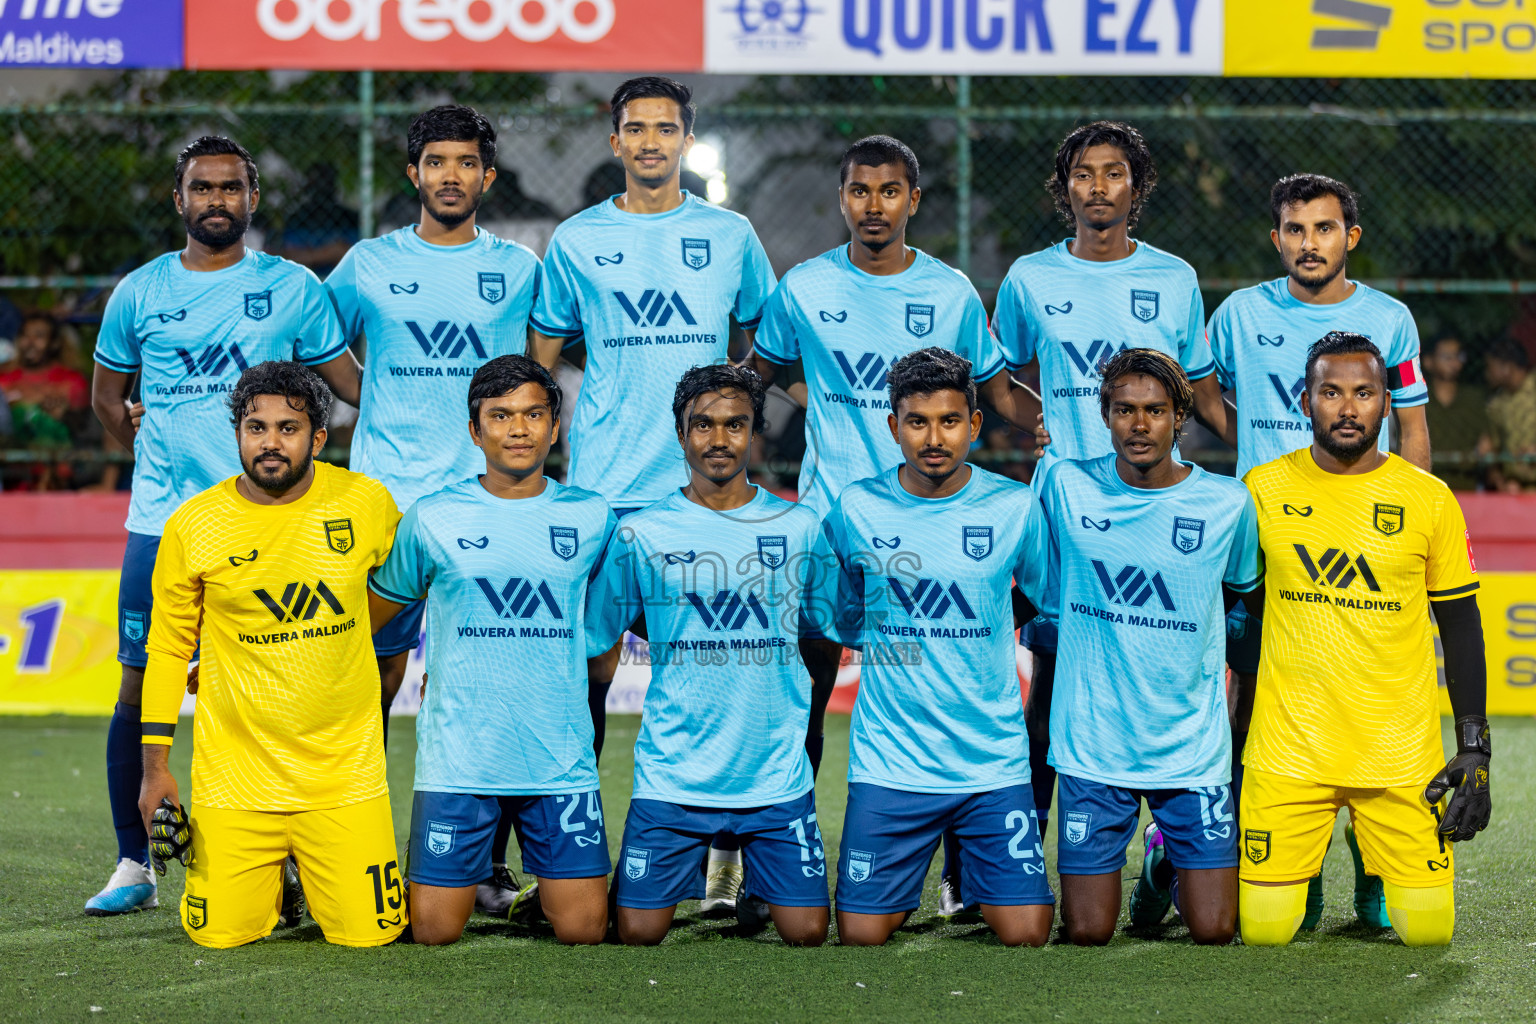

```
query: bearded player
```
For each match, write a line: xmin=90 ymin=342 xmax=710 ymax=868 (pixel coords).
xmin=138 ymin=362 xmax=404 ymax=948
xmin=1239 ymin=332 xmax=1488 ymax=947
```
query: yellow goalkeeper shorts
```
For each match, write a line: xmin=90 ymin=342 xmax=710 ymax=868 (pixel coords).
xmin=181 ymin=794 xmax=407 ymax=948
xmin=1239 ymin=767 xmax=1453 ymax=888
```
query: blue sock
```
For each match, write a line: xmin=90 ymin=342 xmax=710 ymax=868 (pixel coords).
xmin=805 ymin=732 xmax=825 ymax=778
xmin=107 ymin=701 xmax=148 ymax=865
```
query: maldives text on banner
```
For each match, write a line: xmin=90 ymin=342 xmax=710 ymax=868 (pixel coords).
xmin=184 ymin=0 xmax=703 ymax=71
xmin=0 ymin=0 xmax=183 ymax=68
xmin=1226 ymin=0 xmax=1536 ymax=78
xmin=705 ymin=0 xmax=1224 ymax=74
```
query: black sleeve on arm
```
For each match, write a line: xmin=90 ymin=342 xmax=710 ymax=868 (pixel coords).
xmin=1431 ymin=595 xmax=1487 ymax=721
xmin=1012 ymin=586 xmax=1038 ymax=631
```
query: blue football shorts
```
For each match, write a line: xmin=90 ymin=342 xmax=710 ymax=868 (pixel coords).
xmin=372 ymin=597 xmax=425 ymax=658
xmin=408 ymin=789 xmax=610 ymax=887
xmin=1020 ymin=615 xmax=1058 ymax=655
xmin=1055 ymin=772 xmax=1239 ymax=875
xmin=117 ymin=532 xmax=161 ymax=667
xmin=1224 ymin=602 xmax=1262 ymax=676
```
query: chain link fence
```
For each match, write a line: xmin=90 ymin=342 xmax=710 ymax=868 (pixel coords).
xmin=3 ymin=70 xmax=1534 ymax=490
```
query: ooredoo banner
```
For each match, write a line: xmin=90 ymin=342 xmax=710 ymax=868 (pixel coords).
xmin=0 ymin=0 xmax=183 ymax=68
xmin=184 ymin=0 xmax=704 ymax=71
xmin=703 ymin=0 xmax=1225 ymax=75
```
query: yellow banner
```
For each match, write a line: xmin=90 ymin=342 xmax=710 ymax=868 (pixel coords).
xmin=1226 ymin=1 xmax=1536 ymax=78
xmin=2 ymin=568 xmax=1534 ymax=716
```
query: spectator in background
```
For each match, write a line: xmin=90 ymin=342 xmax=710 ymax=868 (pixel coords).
xmin=0 ymin=312 xmax=90 ymax=489
xmin=1481 ymin=338 xmax=1536 ymax=493
xmin=1423 ymin=336 xmax=1487 ymax=491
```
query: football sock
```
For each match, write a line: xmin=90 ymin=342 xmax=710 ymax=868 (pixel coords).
xmin=1384 ymin=881 xmax=1455 ymax=946
xmin=106 ymin=701 xmax=149 ymax=864
xmin=380 ymin=695 xmax=392 ymax=749
xmin=588 ymin=681 xmax=611 ymax=760
xmin=1028 ymin=738 xmax=1055 ymax=832
xmin=940 ymin=829 xmax=962 ymax=883
xmin=490 ymin=797 xmax=514 ymax=867
xmin=1238 ymin=880 xmax=1307 ymax=946
xmin=805 ymin=732 xmax=824 ymax=778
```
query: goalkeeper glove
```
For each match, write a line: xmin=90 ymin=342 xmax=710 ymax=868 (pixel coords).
xmin=1424 ymin=716 xmax=1492 ymax=843
xmin=149 ymin=798 xmax=194 ymax=876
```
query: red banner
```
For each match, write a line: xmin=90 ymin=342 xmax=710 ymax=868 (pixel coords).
xmin=185 ymin=0 xmax=703 ymax=71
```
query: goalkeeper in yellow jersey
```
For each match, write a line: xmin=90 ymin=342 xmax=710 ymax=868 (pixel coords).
xmin=1239 ymin=331 xmax=1490 ymax=947
xmin=137 ymin=361 xmax=406 ymax=948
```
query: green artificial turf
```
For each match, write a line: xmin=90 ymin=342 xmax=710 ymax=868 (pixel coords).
xmin=2 ymin=714 xmax=1534 ymax=1023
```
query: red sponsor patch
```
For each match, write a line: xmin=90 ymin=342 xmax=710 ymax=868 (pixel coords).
xmin=1466 ymin=530 xmax=1478 ymax=573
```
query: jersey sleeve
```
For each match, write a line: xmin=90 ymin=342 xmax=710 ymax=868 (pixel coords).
xmin=752 ymin=279 xmax=799 ymax=365
xmin=529 ymin=235 xmax=585 ymax=341
xmin=1426 ymin=492 xmax=1479 ymax=602
xmin=820 ymin=503 xmax=870 ymax=649
xmin=1029 ymin=467 xmax=1063 ymax=621
xmin=294 ymin=267 xmax=349 ymax=365
xmin=584 ymin=519 xmax=643 ymax=654
xmin=369 ymin=501 xmax=428 ymax=604
xmin=734 ymin=227 xmax=777 ymax=329
xmin=991 ymin=271 xmax=1035 ymax=370
xmin=1011 ymin=490 xmax=1053 ymax=611
xmin=795 ymin=518 xmax=842 ymax=641
xmin=140 ymin=516 xmax=202 ymax=745
xmin=94 ymin=278 xmax=142 ymax=373
xmin=1179 ymin=279 xmax=1215 ymax=381
xmin=1206 ymin=297 xmax=1237 ymax=391
xmin=1385 ymin=309 xmax=1429 ymax=408
xmin=959 ymin=286 xmax=1006 ymax=382
xmin=323 ymin=246 xmax=365 ymax=343
xmin=1224 ymin=489 xmax=1264 ymax=592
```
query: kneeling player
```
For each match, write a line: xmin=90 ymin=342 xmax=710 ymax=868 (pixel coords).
xmin=1036 ymin=350 xmax=1261 ymax=945
xmin=368 ymin=356 xmax=615 ymax=945
xmin=823 ymin=348 xmax=1054 ymax=947
xmin=589 ymin=365 xmax=833 ymax=946
xmin=1239 ymin=332 xmax=1490 ymax=947
xmin=138 ymin=363 xmax=404 ymax=948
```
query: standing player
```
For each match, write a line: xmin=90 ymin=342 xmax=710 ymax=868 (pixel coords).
xmin=325 ymin=105 xmax=541 ymax=915
xmin=88 ymin=137 xmax=358 ymax=916
xmin=368 ymin=356 xmax=613 ymax=945
xmin=1036 ymin=350 xmax=1260 ymax=945
xmin=1239 ymin=332 xmax=1489 ymax=947
xmin=137 ymin=362 xmax=405 ymax=948
xmin=824 ymin=348 xmax=1053 ymax=947
xmin=991 ymin=121 xmax=1227 ymax=852
xmin=529 ymin=76 xmax=776 ymax=912
xmin=588 ymin=365 xmax=833 ymax=946
xmin=1208 ymin=174 xmax=1432 ymax=928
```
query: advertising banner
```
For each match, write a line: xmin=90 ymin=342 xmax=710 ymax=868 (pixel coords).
xmin=1226 ymin=0 xmax=1536 ymax=78
xmin=704 ymin=0 xmax=1224 ymax=75
xmin=0 ymin=0 xmax=183 ymax=68
xmin=185 ymin=0 xmax=703 ymax=71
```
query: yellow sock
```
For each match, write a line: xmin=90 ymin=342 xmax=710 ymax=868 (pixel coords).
xmin=1384 ymin=881 xmax=1455 ymax=947
xmin=1239 ymin=880 xmax=1308 ymax=946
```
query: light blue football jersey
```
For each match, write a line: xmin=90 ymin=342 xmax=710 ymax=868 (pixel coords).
xmin=1036 ymin=455 xmax=1262 ymax=789
xmin=992 ymin=239 xmax=1214 ymax=473
xmin=326 ymin=226 xmax=540 ymax=509
xmin=530 ymin=194 xmax=776 ymax=507
xmin=586 ymin=486 xmax=834 ymax=806
xmin=1209 ymin=278 xmax=1429 ymax=480
xmin=95 ymin=249 xmax=347 ymax=535
xmin=370 ymin=477 xmax=616 ymax=795
xmin=755 ymin=245 xmax=1007 ymax=515
xmin=822 ymin=465 xmax=1049 ymax=794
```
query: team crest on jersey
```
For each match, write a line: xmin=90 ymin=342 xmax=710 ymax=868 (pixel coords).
xmin=1064 ymin=812 xmax=1091 ymax=846
xmin=905 ymin=303 xmax=935 ymax=337
xmin=1244 ymin=829 xmax=1271 ymax=864
xmin=757 ymin=535 xmax=787 ymax=570
xmin=962 ymin=526 xmax=993 ymax=561
xmin=1172 ymin=517 xmax=1205 ymax=554
xmin=323 ymin=518 xmax=354 ymax=554
xmin=478 ymin=272 xmax=506 ymax=304
xmin=121 ymin=610 xmax=146 ymax=643
xmin=1130 ymin=289 xmax=1160 ymax=322
xmin=426 ymin=821 xmax=456 ymax=856
xmin=185 ymin=895 xmax=208 ymax=930
xmin=549 ymin=526 xmax=579 ymax=561
xmin=1373 ymin=503 xmax=1405 ymax=535
xmin=681 ymin=238 xmax=711 ymax=270
xmin=624 ymin=847 xmax=651 ymax=880
xmin=846 ymin=849 xmax=874 ymax=883
xmin=243 ymin=291 xmax=272 ymax=321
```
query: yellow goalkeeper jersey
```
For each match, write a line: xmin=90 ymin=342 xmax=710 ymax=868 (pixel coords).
xmin=142 ymin=461 xmax=400 ymax=811
xmin=1243 ymin=449 xmax=1478 ymax=788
